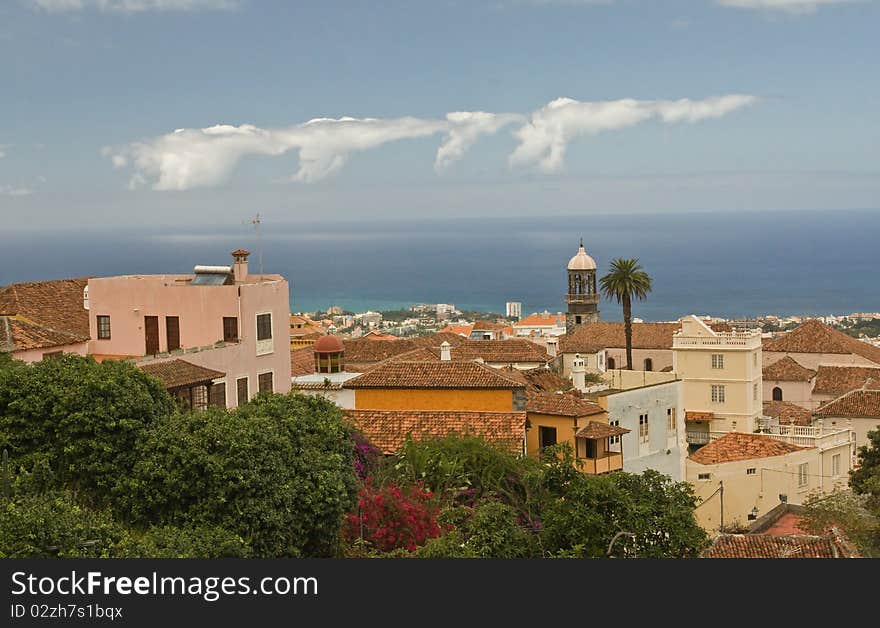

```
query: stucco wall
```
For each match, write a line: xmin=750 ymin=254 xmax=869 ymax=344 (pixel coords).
xmin=524 ymin=413 xmax=581 ymax=457
xmin=13 ymin=341 xmax=89 ymax=364
xmin=353 ymin=388 xmax=513 ymax=412
xmin=763 ymin=380 xmax=813 ymax=409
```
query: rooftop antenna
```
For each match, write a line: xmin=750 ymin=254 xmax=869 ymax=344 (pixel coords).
xmin=249 ymin=213 xmax=264 ymax=276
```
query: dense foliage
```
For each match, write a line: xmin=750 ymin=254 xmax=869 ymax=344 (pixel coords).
xmin=344 ymin=480 xmax=443 ymax=552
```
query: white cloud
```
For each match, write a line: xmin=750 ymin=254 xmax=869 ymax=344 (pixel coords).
xmin=29 ymin=0 xmax=237 ymax=12
xmin=715 ymin=0 xmax=867 ymax=13
xmin=0 ymin=184 xmax=33 ymax=197
xmin=509 ymin=95 xmax=757 ymax=172
xmin=108 ymin=95 xmax=757 ymax=190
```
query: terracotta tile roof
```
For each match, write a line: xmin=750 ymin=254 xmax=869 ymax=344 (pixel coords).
xmin=527 ymin=390 xmax=605 ymax=418
xmin=813 ymin=365 xmax=880 ymax=397
xmin=342 ymin=333 xmax=467 ymax=371
xmin=344 ymin=360 xmax=526 ymax=390
xmin=560 ymin=322 xmax=680 ymax=353
xmin=762 ymin=356 xmax=815 ymax=382
xmin=815 ymin=389 xmax=880 ymax=419
xmin=472 ymin=320 xmax=507 ymax=331
xmin=700 ymin=529 xmax=860 ymax=558
xmin=521 ymin=367 xmax=572 ymax=393
xmin=762 ymin=401 xmax=813 ymax=426
xmin=438 ymin=324 xmax=472 ymax=337
xmin=345 ymin=409 xmax=526 ymax=454
xmin=381 ymin=346 xmax=441 ymax=364
xmin=515 ymin=313 xmax=566 ymax=327
xmin=763 ymin=319 xmax=880 ymax=365
xmin=0 ymin=278 xmax=90 ymax=341
xmin=0 ymin=315 xmax=87 ymax=352
xmin=290 ymin=346 xmax=316 ymax=376
xmin=449 ymin=340 xmax=550 ymax=364
xmin=575 ymin=421 xmax=631 ymax=439
xmin=139 ymin=359 xmax=225 ymax=389
xmin=689 ymin=432 xmax=809 ymax=465
xmin=361 ymin=331 xmax=398 ymax=340
xmin=685 ymin=411 xmax=715 ymax=422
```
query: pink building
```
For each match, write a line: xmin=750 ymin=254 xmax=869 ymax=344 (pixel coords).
xmin=1 ymin=250 xmax=291 ymax=409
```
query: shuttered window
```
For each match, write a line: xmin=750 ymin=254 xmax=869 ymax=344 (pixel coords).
xmin=223 ymin=317 xmax=239 ymax=342
xmin=236 ymin=377 xmax=249 ymax=406
xmin=166 ymin=316 xmax=180 ymax=351
xmin=209 ymin=382 xmax=226 ymax=409
xmin=258 ymin=372 xmax=273 ymax=394
xmin=257 ymin=313 xmax=272 ymax=341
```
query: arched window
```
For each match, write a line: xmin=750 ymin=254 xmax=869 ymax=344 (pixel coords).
xmin=644 ymin=358 xmax=653 ymax=372
xmin=772 ymin=387 xmax=783 ymax=401
xmin=607 ymin=357 xmax=615 ymax=370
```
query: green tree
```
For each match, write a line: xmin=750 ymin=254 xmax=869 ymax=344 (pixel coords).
xmin=599 ymin=258 xmax=653 ymax=370
xmin=0 ymin=355 xmax=174 ymax=502
xmin=801 ymin=491 xmax=880 ymax=558
xmin=850 ymin=427 xmax=880 ymax=505
xmin=111 ymin=525 xmax=251 ymax=558
xmin=117 ymin=393 xmax=359 ymax=557
xmin=418 ymin=501 xmax=538 ymax=558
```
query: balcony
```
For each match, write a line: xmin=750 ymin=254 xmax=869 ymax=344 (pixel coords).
xmin=763 ymin=424 xmax=852 ymax=450
xmin=686 ymin=430 xmax=726 ymax=445
xmin=579 ymin=453 xmax=623 ymax=475
xmin=672 ymin=330 xmax=762 ymax=350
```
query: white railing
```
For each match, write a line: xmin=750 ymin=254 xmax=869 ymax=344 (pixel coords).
xmin=686 ymin=430 xmax=727 ymax=445
xmin=672 ymin=335 xmax=762 ymax=349
xmin=764 ymin=425 xmax=852 ymax=450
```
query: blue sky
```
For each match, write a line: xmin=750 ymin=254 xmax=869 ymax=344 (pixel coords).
xmin=1 ymin=0 xmax=878 ymax=228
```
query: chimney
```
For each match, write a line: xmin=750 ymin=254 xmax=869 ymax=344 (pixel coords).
xmin=546 ymin=336 xmax=558 ymax=358
xmin=231 ymin=249 xmax=251 ymax=283
xmin=571 ymin=353 xmax=586 ymax=391
xmin=440 ymin=341 xmax=452 ymax=361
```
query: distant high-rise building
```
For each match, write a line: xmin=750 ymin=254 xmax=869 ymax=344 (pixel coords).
xmin=506 ymin=301 xmax=522 ymax=320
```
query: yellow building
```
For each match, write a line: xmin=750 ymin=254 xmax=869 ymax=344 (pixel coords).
xmin=673 ymin=315 xmax=763 ymax=441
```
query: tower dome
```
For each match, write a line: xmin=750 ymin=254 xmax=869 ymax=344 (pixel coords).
xmin=567 ymin=241 xmax=596 ymax=271
xmin=314 ymin=335 xmax=345 ymax=373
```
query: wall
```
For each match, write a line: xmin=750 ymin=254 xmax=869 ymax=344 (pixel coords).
xmin=562 ymin=349 xmax=672 ymax=377
xmin=13 ymin=341 xmax=89 ymax=364
xmin=763 ymin=379 xmax=813 ymax=409
xmin=353 ymin=388 xmax=513 ymax=412
xmin=603 ymin=369 xmax=677 ymax=390
xmin=600 ymin=380 xmax=685 ymax=481
xmin=294 ymin=387 xmax=356 ymax=410
xmin=821 ymin=415 xmax=880 ymax=451
xmin=763 ymin=350 xmax=880 ymax=370
xmin=524 ymin=413 xmax=581 ymax=457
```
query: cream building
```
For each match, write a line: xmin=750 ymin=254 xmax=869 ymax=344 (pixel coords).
xmin=673 ymin=315 xmax=763 ymax=440
xmin=687 ymin=430 xmax=852 ymax=533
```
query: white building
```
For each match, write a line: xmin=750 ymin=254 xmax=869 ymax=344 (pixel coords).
xmin=506 ymin=302 xmax=522 ymax=320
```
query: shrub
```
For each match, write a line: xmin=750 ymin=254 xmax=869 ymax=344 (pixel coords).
xmin=344 ymin=480 xmax=443 ymax=552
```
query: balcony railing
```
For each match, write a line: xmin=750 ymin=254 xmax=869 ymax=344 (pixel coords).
xmin=686 ymin=430 xmax=726 ymax=445
xmin=579 ymin=453 xmax=623 ymax=475
xmin=672 ymin=333 xmax=762 ymax=349
xmin=764 ymin=425 xmax=852 ymax=450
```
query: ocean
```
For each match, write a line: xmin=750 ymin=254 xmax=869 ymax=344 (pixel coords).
xmin=2 ymin=209 xmax=878 ymax=322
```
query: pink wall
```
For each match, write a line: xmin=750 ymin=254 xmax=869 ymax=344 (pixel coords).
xmin=13 ymin=341 xmax=88 ymax=364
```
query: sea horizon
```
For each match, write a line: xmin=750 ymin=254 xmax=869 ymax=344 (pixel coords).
xmin=3 ymin=208 xmax=879 ymax=323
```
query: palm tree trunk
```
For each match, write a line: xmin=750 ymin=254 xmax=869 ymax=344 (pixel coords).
xmin=623 ymin=294 xmax=633 ymax=370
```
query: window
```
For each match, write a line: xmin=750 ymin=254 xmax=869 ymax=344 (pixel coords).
xmin=97 ymin=315 xmax=111 ymax=339
xmin=644 ymin=358 xmax=653 ymax=372
xmin=607 ymin=357 xmax=615 ymax=370
xmin=746 ymin=468 xmax=756 ymax=475
xmin=698 ymin=473 xmax=710 ymax=481
xmin=257 ymin=313 xmax=272 ymax=341
xmin=585 ymin=438 xmax=598 ymax=459
xmin=539 ymin=426 xmax=557 ymax=450
xmin=711 ymin=385 xmax=726 ymax=403
xmin=209 ymin=382 xmax=226 ymax=409
xmin=772 ymin=387 xmax=783 ymax=402
xmin=166 ymin=316 xmax=180 ymax=351
xmin=753 ymin=383 xmax=758 ymax=401
xmin=798 ymin=463 xmax=809 ymax=488
xmin=236 ymin=377 xmax=249 ymax=406
xmin=223 ymin=317 xmax=239 ymax=342
xmin=711 ymin=354 xmax=724 ymax=369
xmin=832 ymin=454 xmax=841 ymax=477
xmin=42 ymin=351 xmax=63 ymax=360
xmin=258 ymin=372 xmax=274 ymax=394
xmin=639 ymin=413 xmax=649 ymax=444
xmin=192 ymin=385 xmax=208 ymax=411
xmin=753 ymin=353 xmax=757 ymax=367
xmin=667 ymin=408 xmax=676 ymax=433
xmin=609 ymin=419 xmax=621 ymax=445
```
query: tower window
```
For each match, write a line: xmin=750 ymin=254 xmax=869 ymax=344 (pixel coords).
xmin=772 ymin=387 xmax=783 ymax=401
xmin=575 ymin=315 xmax=582 ymax=324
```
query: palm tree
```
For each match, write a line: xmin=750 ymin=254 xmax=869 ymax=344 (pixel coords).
xmin=599 ymin=258 xmax=652 ymax=370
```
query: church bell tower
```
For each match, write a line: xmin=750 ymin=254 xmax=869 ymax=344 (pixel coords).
xmin=565 ymin=238 xmax=600 ymax=334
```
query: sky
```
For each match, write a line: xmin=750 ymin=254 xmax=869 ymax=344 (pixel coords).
xmin=1 ymin=0 xmax=878 ymax=229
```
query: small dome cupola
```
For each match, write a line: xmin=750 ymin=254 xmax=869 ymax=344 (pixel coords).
xmin=567 ymin=238 xmax=597 ymax=271
xmin=314 ymin=334 xmax=345 ymax=373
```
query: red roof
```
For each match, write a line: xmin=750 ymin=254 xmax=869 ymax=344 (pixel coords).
xmin=515 ymin=313 xmax=566 ymax=327
xmin=813 ymin=365 xmax=880 ymax=397
xmin=344 ymin=360 xmax=526 ymax=390
xmin=700 ymin=529 xmax=860 ymax=558
xmin=762 ymin=356 xmax=816 ymax=382
xmin=139 ymin=359 xmax=225 ymax=389
xmin=0 ymin=278 xmax=90 ymax=341
xmin=764 ymin=319 xmax=880 ymax=365
xmin=345 ymin=409 xmax=526 ymax=454
xmin=815 ymin=389 xmax=880 ymax=419
xmin=314 ymin=334 xmax=344 ymax=353
xmin=689 ymin=432 xmax=809 ymax=465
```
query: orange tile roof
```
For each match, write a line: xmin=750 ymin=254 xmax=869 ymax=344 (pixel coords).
xmin=560 ymin=322 xmax=680 ymax=353
xmin=515 ymin=313 xmax=566 ymax=327
xmin=345 ymin=409 xmax=526 ymax=454
xmin=527 ymin=390 xmax=605 ymax=418
xmin=139 ymin=359 xmax=225 ymax=389
xmin=815 ymin=389 xmax=880 ymax=419
xmin=361 ymin=331 xmax=397 ymax=340
xmin=343 ymin=360 xmax=526 ymax=389
xmin=439 ymin=324 xmax=472 ymax=337
xmin=520 ymin=367 xmax=572 ymax=393
xmin=763 ymin=319 xmax=880 ymax=365
xmin=762 ymin=401 xmax=813 ymax=426
xmin=813 ymin=365 xmax=880 ymax=397
xmin=449 ymin=340 xmax=550 ymax=364
xmin=575 ymin=421 xmax=631 ymax=439
xmin=342 ymin=333 xmax=467 ymax=370
xmin=0 ymin=278 xmax=90 ymax=341
xmin=472 ymin=320 xmax=507 ymax=331
xmin=762 ymin=356 xmax=816 ymax=382
xmin=0 ymin=315 xmax=88 ymax=352
xmin=689 ymin=432 xmax=809 ymax=465
xmin=290 ymin=346 xmax=316 ymax=376
xmin=700 ymin=530 xmax=860 ymax=558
